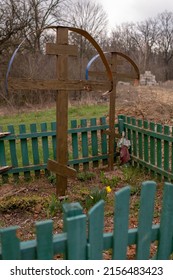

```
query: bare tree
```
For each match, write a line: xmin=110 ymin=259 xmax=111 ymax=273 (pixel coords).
xmin=156 ymin=10 xmax=173 ymax=80
xmin=132 ymin=19 xmax=159 ymax=72
xmin=61 ymin=0 xmax=108 ymax=59
xmin=109 ymin=23 xmax=141 ymax=67
xmin=0 ymin=0 xmax=30 ymax=55
xmin=20 ymin=0 xmax=63 ymax=52
xmin=0 ymin=0 xmax=64 ymax=55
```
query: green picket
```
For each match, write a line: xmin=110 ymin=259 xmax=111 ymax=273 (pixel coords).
xmin=8 ymin=125 xmax=18 ymax=167
xmin=132 ymin=118 xmax=137 ymax=158
xmin=51 ymin=122 xmax=56 ymax=160
xmin=127 ymin=117 xmax=132 ymax=155
xmin=163 ymin=125 xmax=169 ymax=175
xmin=71 ymin=120 xmax=79 ymax=171
xmin=19 ymin=124 xmax=30 ymax=179
xmin=157 ymin=182 xmax=173 ymax=259
xmin=81 ymin=119 xmax=89 ymax=170
xmin=113 ymin=186 xmax=130 ymax=260
xmin=88 ymin=200 xmax=104 ymax=259
xmin=36 ymin=220 xmax=53 ymax=260
xmin=90 ymin=118 xmax=99 ymax=167
xmin=143 ymin=120 xmax=149 ymax=163
xmin=157 ymin=124 xmax=162 ymax=180
xmin=100 ymin=117 xmax=108 ymax=165
xmin=136 ymin=181 xmax=156 ymax=260
xmin=137 ymin=119 xmax=143 ymax=160
xmin=150 ymin=122 xmax=156 ymax=177
xmin=66 ymin=214 xmax=87 ymax=260
xmin=0 ymin=128 xmax=9 ymax=182
xmin=0 ymin=226 xmax=21 ymax=260
xmin=118 ymin=115 xmax=125 ymax=134
xmin=63 ymin=202 xmax=83 ymax=259
xmin=172 ymin=127 xmax=173 ymax=175
xmin=0 ymin=137 xmax=6 ymax=166
xmin=41 ymin=123 xmax=49 ymax=162
xmin=30 ymin=123 xmax=40 ymax=177
xmin=8 ymin=125 xmax=19 ymax=181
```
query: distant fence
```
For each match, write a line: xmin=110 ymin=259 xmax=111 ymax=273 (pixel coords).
xmin=0 ymin=181 xmax=173 ymax=260
xmin=1 ymin=115 xmax=173 ymax=181
xmin=119 ymin=115 xmax=173 ymax=181
xmin=0 ymin=117 xmax=118 ymax=181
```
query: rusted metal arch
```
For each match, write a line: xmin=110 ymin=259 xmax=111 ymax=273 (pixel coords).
xmin=112 ymin=51 xmax=140 ymax=80
xmin=86 ymin=51 xmax=140 ymax=81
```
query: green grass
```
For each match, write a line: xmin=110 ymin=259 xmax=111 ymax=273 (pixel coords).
xmin=0 ymin=104 xmax=108 ymax=131
xmin=0 ymin=103 xmax=109 ymax=171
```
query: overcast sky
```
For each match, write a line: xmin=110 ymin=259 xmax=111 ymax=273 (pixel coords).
xmin=95 ymin=0 xmax=173 ymax=28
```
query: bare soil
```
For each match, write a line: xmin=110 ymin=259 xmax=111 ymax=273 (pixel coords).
xmin=115 ymin=82 xmax=173 ymax=125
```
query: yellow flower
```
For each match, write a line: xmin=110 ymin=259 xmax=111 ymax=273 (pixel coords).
xmin=106 ymin=186 xmax=111 ymax=193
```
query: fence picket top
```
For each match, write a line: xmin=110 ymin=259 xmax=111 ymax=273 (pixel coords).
xmin=113 ymin=186 xmax=130 ymax=260
xmin=63 ymin=202 xmax=83 ymax=232
xmin=88 ymin=200 xmax=104 ymax=260
xmin=157 ymin=182 xmax=173 ymax=259
xmin=136 ymin=181 xmax=157 ymax=260
xmin=0 ymin=226 xmax=21 ymax=260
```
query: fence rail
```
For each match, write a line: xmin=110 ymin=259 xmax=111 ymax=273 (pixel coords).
xmin=0 ymin=181 xmax=173 ymax=260
xmin=0 ymin=117 xmax=118 ymax=180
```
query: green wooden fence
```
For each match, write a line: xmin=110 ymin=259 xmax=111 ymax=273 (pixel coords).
xmin=0 ymin=117 xmax=118 ymax=181
xmin=1 ymin=114 xmax=173 ymax=181
xmin=0 ymin=180 xmax=173 ymax=260
xmin=119 ymin=115 xmax=173 ymax=180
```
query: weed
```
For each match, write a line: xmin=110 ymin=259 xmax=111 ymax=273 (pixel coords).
xmin=122 ymin=166 xmax=146 ymax=185
xmin=85 ymin=187 xmax=107 ymax=210
xmin=46 ymin=194 xmax=68 ymax=217
xmin=130 ymin=186 xmax=141 ymax=196
xmin=46 ymin=194 xmax=61 ymax=217
xmin=48 ymin=174 xmax=56 ymax=184
xmin=100 ymin=171 xmax=119 ymax=188
xmin=77 ymin=171 xmax=96 ymax=181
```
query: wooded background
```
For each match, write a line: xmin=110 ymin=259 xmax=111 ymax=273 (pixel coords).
xmin=1 ymin=0 xmax=173 ymax=107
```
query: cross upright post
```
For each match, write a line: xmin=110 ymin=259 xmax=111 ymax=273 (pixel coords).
xmin=108 ymin=52 xmax=117 ymax=170
xmin=46 ymin=27 xmax=77 ymax=196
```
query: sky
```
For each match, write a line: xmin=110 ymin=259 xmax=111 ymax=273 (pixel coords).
xmin=95 ymin=0 xmax=173 ymax=29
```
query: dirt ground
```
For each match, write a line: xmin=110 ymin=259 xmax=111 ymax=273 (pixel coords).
xmin=0 ymin=82 xmax=173 ymax=259
xmin=115 ymin=81 xmax=173 ymax=125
